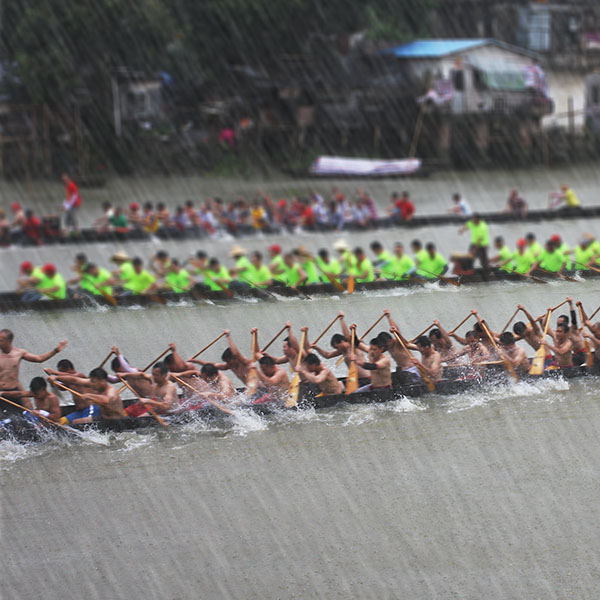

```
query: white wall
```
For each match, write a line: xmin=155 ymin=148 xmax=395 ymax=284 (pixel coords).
xmin=542 ymin=71 xmax=586 ymax=130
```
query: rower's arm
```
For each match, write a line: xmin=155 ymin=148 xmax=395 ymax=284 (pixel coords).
xmin=521 ymin=306 xmax=542 ymax=335
xmin=384 ymin=310 xmax=400 ymax=332
xmin=311 ymin=345 xmax=340 ymax=359
xmin=225 ymin=334 xmax=250 ymax=365
xmin=167 ymin=343 xmax=189 ymax=372
xmin=53 ymin=374 xmax=90 ymax=385
xmin=22 ymin=340 xmax=67 ymax=363
xmin=119 ymin=371 xmax=151 ymax=381
xmin=286 ymin=328 xmax=300 ymax=353
xmin=449 ymin=332 xmax=468 ymax=346
xmin=298 ymin=367 xmax=327 ymax=384
xmin=339 ymin=318 xmax=351 ymax=340
xmin=170 ymin=368 xmax=200 ymax=378
xmin=434 ymin=320 xmax=454 ymax=347
xmin=83 ymin=392 xmax=112 ymax=406
xmin=272 ymin=355 xmax=290 ymax=365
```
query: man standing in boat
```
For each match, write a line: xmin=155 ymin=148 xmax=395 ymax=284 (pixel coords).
xmin=459 ymin=213 xmax=490 ymax=278
xmin=0 ymin=329 xmax=67 ymax=412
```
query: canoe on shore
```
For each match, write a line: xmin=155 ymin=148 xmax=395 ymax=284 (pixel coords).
xmin=3 ymin=268 xmax=598 ymax=313
xmin=2 ymin=362 xmax=597 ymax=443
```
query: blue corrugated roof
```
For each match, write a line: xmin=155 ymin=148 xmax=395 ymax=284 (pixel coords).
xmin=383 ymin=39 xmax=491 ymax=58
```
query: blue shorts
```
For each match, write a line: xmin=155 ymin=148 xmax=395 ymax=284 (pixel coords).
xmin=65 ymin=405 xmax=100 ymax=423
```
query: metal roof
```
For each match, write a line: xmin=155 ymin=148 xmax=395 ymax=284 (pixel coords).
xmin=382 ymin=38 xmax=535 ymax=59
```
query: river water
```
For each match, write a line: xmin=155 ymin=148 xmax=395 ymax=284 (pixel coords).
xmin=1 ymin=273 xmax=599 ymax=598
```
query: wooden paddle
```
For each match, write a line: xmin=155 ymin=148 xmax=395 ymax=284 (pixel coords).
xmin=246 ymin=330 xmax=259 ymax=396
xmin=589 ymin=306 xmax=600 ymax=321
xmin=535 ymin=267 xmax=577 ymax=282
xmin=118 ymin=376 xmax=168 ymax=427
xmin=304 ymin=253 xmax=345 ymax=292
xmin=98 ymin=350 xmax=114 ymax=368
xmin=477 ymin=318 xmax=519 ymax=382
xmin=410 ymin=322 xmax=435 ymax=343
xmin=577 ymin=304 xmax=595 ymax=368
xmin=509 ymin=269 xmax=547 ymax=284
xmin=285 ymin=328 xmax=307 ymax=408
xmin=312 ymin=314 xmax=342 ymax=347
xmin=573 ymin=261 xmax=600 ymax=274
xmin=535 ymin=299 xmax=570 ymax=323
xmin=347 ymin=275 xmax=355 ymax=294
xmin=171 ymin=374 xmax=233 ymax=415
xmin=189 ymin=332 xmax=228 ymax=361
xmin=261 ymin=324 xmax=289 ymax=353
xmin=501 ymin=306 xmax=521 ymax=334
xmin=530 ymin=309 xmax=552 ymax=375
xmin=448 ymin=312 xmax=474 ymax=335
xmin=82 ymin=275 xmax=118 ymax=306
xmin=0 ymin=394 xmax=106 ymax=444
xmin=416 ymin=267 xmax=461 ymax=286
xmin=345 ymin=325 xmax=359 ymax=394
xmin=391 ymin=330 xmax=435 ymax=392
xmin=335 ymin=312 xmax=387 ymax=367
xmin=201 ymin=270 xmax=235 ymax=297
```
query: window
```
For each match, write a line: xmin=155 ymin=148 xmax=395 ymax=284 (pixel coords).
xmin=591 ymin=85 xmax=600 ymax=106
xmin=528 ymin=10 xmax=551 ymax=51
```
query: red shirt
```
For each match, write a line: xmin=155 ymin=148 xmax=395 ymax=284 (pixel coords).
xmin=395 ymin=199 xmax=415 ymax=221
xmin=65 ymin=180 xmax=81 ymax=207
xmin=302 ymin=206 xmax=315 ymax=227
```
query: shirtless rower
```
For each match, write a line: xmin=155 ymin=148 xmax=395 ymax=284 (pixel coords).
xmin=513 ymin=305 xmax=545 ymax=353
xmin=0 ymin=329 xmax=67 ymax=412
xmin=266 ymin=323 xmax=304 ymax=368
xmin=451 ymin=310 xmax=498 ymax=359
xmin=452 ymin=330 xmax=490 ymax=374
xmin=50 ymin=367 xmax=125 ymax=423
xmin=410 ymin=336 xmax=443 ymax=381
xmin=195 ymin=363 xmax=236 ymax=405
xmin=44 ymin=359 xmax=101 ymax=424
xmin=193 ymin=330 xmax=251 ymax=385
xmin=383 ymin=311 xmax=422 ymax=383
xmin=429 ymin=320 xmax=457 ymax=362
xmin=352 ymin=337 xmax=392 ymax=392
xmin=121 ymin=361 xmax=178 ymax=416
xmin=498 ymin=332 xmax=530 ymax=373
xmin=27 ymin=377 xmax=62 ymax=422
xmin=549 ymin=298 xmax=587 ymax=366
xmin=251 ymin=355 xmax=290 ymax=403
xmin=542 ymin=323 xmax=573 ymax=369
xmin=295 ymin=353 xmax=342 ymax=396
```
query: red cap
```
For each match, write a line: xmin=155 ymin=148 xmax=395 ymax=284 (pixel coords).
xmin=42 ymin=263 xmax=56 ymax=277
xmin=550 ymin=234 xmax=561 ymax=243
xmin=20 ymin=261 xmax=33 ymax=274
xmin=517 ymin=238 xmax=526 ymax=248
xmin=268 ymin=244 xmax=282 ymax=254
xmin=11 ymin=202 xmax=21 ymax=211
xmin=129 ymin=202 xmax=140 ymax=211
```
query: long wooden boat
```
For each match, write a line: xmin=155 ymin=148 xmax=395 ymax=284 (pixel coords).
xmin=2 ymin=362 xmax=597 ymax=443
xmin=3 ymin=268 xmax=598 ymax=313
xmin=7 ymin=205 xmax=600 ymax=247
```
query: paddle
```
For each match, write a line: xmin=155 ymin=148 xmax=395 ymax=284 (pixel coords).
xmin=246 ymin=330 xmax=259 ymax=396
xmin=82 ymin=275 xmax=118 ymax=306
xmin=189 ymin=332 xmax=228 ymax=361
xmin=391 ymin=330 xmax=435 ymax=392
xmin=312 ymin=314 xmax=342 ymax=347
xmin=201 ymin=270 xmax=235 ymax=297
xmin=347 ymin=275 xmax=355 ymax=294
xmin=509 ymin=269 xmax=547 ymax=284
xmin=535 ymin=267 xmax=577 ymax=282
xmin=501 ymin=306 xmax=521 ymax=334
xmin=118 ymin=376 xmax=168 ymax=427
xmin=261 ymin=324 xmax=289 ymax=353
xmin=535 ymin=299 xmax=570 ymax=323
xmin=448 ymin=312 xmax=474 ymax=335
xmin=410 ymin=322 xmax=435 ymax=343
xmin=530 ymin=308 xmax=552 ymax=375
xmin=285 ymin=328 xmax=307 ymax=408
xmin=477 ymin=318 xmax=519 ymax=382
xmin=345 ymin=325 xmax=359 ymax=394
xmin=590 ymin=306 xmax=600 ymax=321
xmin=98 ymin=350 xmax=114 ymax=368
xmin=577 ymin=304 xmax=595 ymax=368
xmin=572 ymin=261 xmax=600 ymax=274
xmin=416 ymin=267 xmax=461 ymax=286
xmin=117 ymin=347 xmax=171 ymax=394
xmin=171 ymin=374 xmax=233 ymax=415
xmin=303 ymin=253 xmax=345 ymax=292
xmin=0 ymin=394 xmax=106 ymax=444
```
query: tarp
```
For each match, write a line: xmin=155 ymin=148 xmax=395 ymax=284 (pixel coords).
xmin=310 ymin=156 xmax=422 ymax=177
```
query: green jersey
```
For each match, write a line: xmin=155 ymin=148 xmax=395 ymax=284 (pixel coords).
xmin=341 ymin=251 xmax=358 ymax=276
xmin=301 ymin=260 xmax=321 ymax=285
xmin=283 ymin=263 xmax=303 ymax=287
xmin=245 ymin=264 xmax=272 ymax=288
xmin=418 ymin=252 xmax=447 ymax=278
xmin=269 ymin=255 xmax=285 ymax=281
xmin=235 ymin=256 xmax=253 ymax=280
xmin=538 ymin=249 xmax=566 ymax=272
xmin=384 ymin=255 xmax=416 ymax=280
xmin=37 ymin=272 xmax=67 ymax=300
xmin=512 ymin=249 xmax=535 ymax=274
xmin=528 ymin=241 xmax=543 ymax=259
xmin=124 ymin=269 xmax=156 ymax=294
xmin=205 ymin=266 xmax=231 ymax=291
xmin=373 ymin=250 xmax=393 ymax=269
xmin=355 ymin=258 xmax=375 ymax=283
xmin=573 ymin=245 xmax=594 ymax=270
xmin=166 ymin=269 xmax=191 ymax=293
xmin=466 ymin=220 xmax=490 ymax=247
xmin=498 ymin=245 xmax=514 ymax=272
xmin=83 ymin=267 xmax=113 ymax=296
xmin=316 ymin=257 xmax=342 ymax=283
xmin=119 ymin=262 xmax=135 ymax=283
xmin=558 ymin=242 xmax=572 ymax=270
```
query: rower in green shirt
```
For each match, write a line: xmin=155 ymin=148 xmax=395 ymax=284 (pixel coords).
xmin=230 ymin=244 xmax=252 ymax=283
xmin=123 ymin=257 xmax=157 ymax=295
xmin=550 ymin=234 xmax=572 ymax=270
xmin=410 ymin=240 xmax=429 ymax=275
xmin=334 ymin=239 xmax=358 ymax=277
xmin=354 ymin=247 xmax=375 ymax=283
xmin=245 ymin=252 xmax=273 ymax=288
xmin=294 ymin=248 xmax=320 ymax=284
xmin=281 ymin=253 xmax=307 ymax=289
xmin=204 ymin=258 xmax=231 ymax=292
xmin=188 ymin=251 xmax=208 ymax=285
xmin=530 ymin=240 xmax=566 ymax=274
xmin=315 ymin=249 xmax=342 ymax=284
xmin=370 ymin=241 xmax=393 ymax=272
xmin=110 ymin=252 xmax=135 ymax=285
xmin=459 ymin=213 xmax=490 ymax=274
xmin=501 ymin=238 xmax=535 ymax=274
xmin=417 ymin=243 xmax=448 ymax=279
xmin=268 ymin=244 xmax=286 ymax=282
xmin=525 ymin=233 xmax=543 ymax=260
xmin=36 ymin=263 xmax=67 ymax=300
xmin=165 ymin=259 xmax=193 ymax=293
xmin=81 ymin=263 xmax=114 ymax=296
xmin=384 ymin=242 xmax=416 ymax=280
xmin=570 ymin=237 xmax=595 ymax=271
xmin=491 ymin=236 xmax=514 ymax=272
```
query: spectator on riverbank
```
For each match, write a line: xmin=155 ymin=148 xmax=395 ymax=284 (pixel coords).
xmin=448 ymin=193 xmax=472 ymax=217
xmin=128 ymin=202 xmax=143 ymax=229
xmin=505 ymin=189 xmax=528 ymax=218
xmin=143 ymin=203 xmax=159 ymax=233
xmin=94 ymin=202 xmax=114 ymax=232
xmin=109 ymin=207 xmax=129 ymax=233
xmin=390 ymin=191 xmax=415 ymax=223
xmin=23 ymin=209 xmax=43 ymax=245
xmin=61 ymin=174 xmax=81 ymax=233
xmin=10 ymin=202 xmax=25 ymax=230
xmin=0 ymin=208 xmax=10 ymax=246
xmin=549 ymin=184 xmax=581 ymax=211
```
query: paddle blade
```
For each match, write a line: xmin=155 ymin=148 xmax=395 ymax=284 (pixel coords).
xmin=584 ymin=341 xmax=594 ymax=368
xmin=347 ymin=275 xmax=355 ymax=294
xmin=416 ymin=365 xmax=435 ymax=392
xmin=284 ymin=373 xmax=300 ymax=407
xmin=335 ymin=355 xmax=345 ymax=367
xmin=326 ymin=272 xmax=345 ymax=292
xmin=529 ymin=347 xmax=546 ymax=375
xmin=345 ymin=361 xmax=358 ymax=394
xmin=246 ymin=367 xmax=259 ymax=396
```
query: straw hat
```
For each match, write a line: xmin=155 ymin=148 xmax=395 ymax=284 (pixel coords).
xmin=295 ymin=245 xmax=311 ymax=257
xmin=110 ymin=251 xmax=130 ymax=263
xmin=333 ymin=239 xmax=349 ymax=251
xmin=229 ymin=244 xmax=247 ymax=257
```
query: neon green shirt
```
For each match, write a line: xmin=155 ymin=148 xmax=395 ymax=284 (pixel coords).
xmin=37 ymin=273 xmax=67 ymax=300
xmin=373 ymin=250 xmax=393 ymax=268
xmin=564 ymin=188 xmax=580 ymax=207
xmin=418 ymin=252 xmax=447 ymax=278
xmin=205 ymin=266 xmax=231 ymax=291
xmin=466 ymin=220 xmax=490 ymax=247
xmin=270 ymin=255 xmax=285 ymax=281
xmin=573 ymin=245 xmax=594 ymax=270
xmin=283 ymin=263 xmax=303 ymax=287
xmin=528 ymin=241 xmax=543 ymax=259
xmin=119 ymin=262 xmax=135 ymax=283
xmin=124 ymin=269 xmax=156 ymax=294
xmin=355 ymin=258 xmax=375 ymax=283
xmin=539 ymin=249 xmax=566 ymax=272
xmin=498 ymin=245 xmax=514 ymax=272
xmin=301 ymin=260 xmax=320 ymax=285
xmin=512 ymin=249 xmax=535 ymax=274
xmin=245 ymin=264 xmax=272 ymax=288
xmin=384 ymin=255 xmax=416 ymax=280
xmin=166 ymin=269 xmax=191 ymax=293
xmin=235 ymin=256 xmax=252 ymax=279
xmin=83 ymin=267 xmax=113 ymax=296
xmin=316 ymin=257 xmax=342 ymax=283
xmin=341 ymin=251 xmax=358 ymax=276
